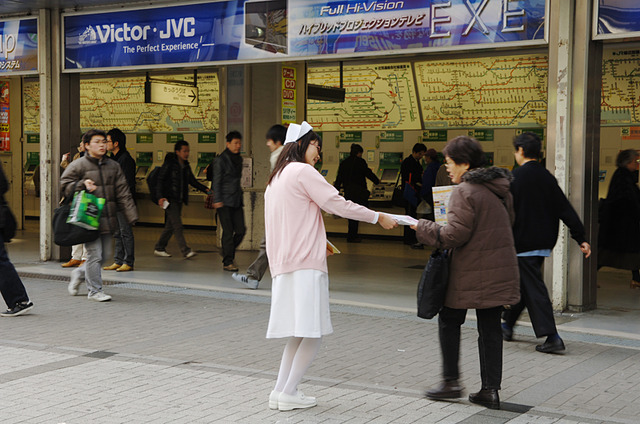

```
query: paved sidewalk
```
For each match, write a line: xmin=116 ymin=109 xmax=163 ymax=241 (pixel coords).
xmin=1 ymin=276 xmax=639 ymax=423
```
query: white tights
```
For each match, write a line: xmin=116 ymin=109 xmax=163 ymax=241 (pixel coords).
xmin=274 ymin=337 xmax=322 ymax=395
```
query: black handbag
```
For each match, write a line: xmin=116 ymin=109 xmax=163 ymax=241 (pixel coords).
xmin=53 ymin=197 xmax=100 ymax=246
xmin=417 ymin=227 xmax=449 ymax=319
xmin=391 ymin=173 xmax=407 ymax=207
xmin=0 ymin=203 xmax=17 ymax=241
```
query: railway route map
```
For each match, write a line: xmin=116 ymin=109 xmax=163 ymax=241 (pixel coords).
xmin=307 ymin=63 xmax=421 ymax=131
xmin=602 ymin=49 xmax=640 ymax=125
xmin=22 ymin=80 xmax=40 ymax=134
xmin=415 ymin=55 xmax=548 ymax=128
xmin=80 ymin=72 xmax=219 ymax=132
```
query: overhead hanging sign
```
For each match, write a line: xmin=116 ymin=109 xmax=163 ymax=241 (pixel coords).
xmin=0 ymin=18 xmax=38 ymax=75
xmin=145 ymin=80 xmax=199 ymax=106
xmin=594 ymin=1 xmax=640 ymax=40
xmin=63 ymin=0 xmax=547 ymax=71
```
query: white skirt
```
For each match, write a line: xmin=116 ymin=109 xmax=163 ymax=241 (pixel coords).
xmin=266 ymin=269 xmax=333 ymax=338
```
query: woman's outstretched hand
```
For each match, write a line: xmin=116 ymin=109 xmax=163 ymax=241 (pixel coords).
xmin=378 ymin=213 xmax=398 ymax=230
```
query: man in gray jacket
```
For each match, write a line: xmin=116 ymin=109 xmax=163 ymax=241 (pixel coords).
xmin=61 ymin=129 xmax=138 ymax=302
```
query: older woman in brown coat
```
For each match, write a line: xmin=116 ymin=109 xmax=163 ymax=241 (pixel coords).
xmin=411 ymin=136 xmax=519 ymax=410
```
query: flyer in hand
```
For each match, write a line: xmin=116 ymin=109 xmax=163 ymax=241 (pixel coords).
xmin=432 ymin=186 xmax=455 ymax=225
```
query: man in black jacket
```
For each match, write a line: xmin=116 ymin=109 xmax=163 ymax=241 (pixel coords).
xmin=0 ymin=161 xmax=33 ymax=316
xmin=400 ymin=143 xmax=426 ymax=247
xmin=213 ymin=131 xmax=245 ymax=271
xmin=154 ymin=140 xmax=211 ymax=258
xmin=104 ymin=128 xmax=136 ymax=272
xmin=334 ymin=143 xmax=380 ymax=242
xmin=502 ymin=132 xmax=591 ymax=353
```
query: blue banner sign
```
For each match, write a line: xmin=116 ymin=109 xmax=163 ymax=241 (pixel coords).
xmin=595 ymin=1 xmax=640 ymax=39
xmin=0 ymin=18 xmax=38 ymax=74
xmin=64 ymin=0 xmax=547 ymax=71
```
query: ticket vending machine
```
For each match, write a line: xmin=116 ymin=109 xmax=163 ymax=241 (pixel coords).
xmin=134 ymin=151 xmax=153 ymax=202
xmin=370 ymin=152 xmax=403 ymax=205
xmin=195 ymin=152 xmax=216 ymax=187
xmin=23 ymin=152 xmax=39 ymax=217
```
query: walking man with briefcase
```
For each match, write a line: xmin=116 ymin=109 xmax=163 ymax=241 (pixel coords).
xmin=61 ymin=129 xmax=138 ymax=302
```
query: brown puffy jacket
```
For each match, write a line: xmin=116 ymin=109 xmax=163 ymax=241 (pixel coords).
xmin=416 ymin=167 xmax=520 ymax=310
xmin=60 ymin=154 xmax=138 ymax=234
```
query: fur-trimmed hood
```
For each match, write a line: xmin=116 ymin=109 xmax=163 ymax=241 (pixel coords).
xmin=461 ymin=166 xmax=513 ymax=198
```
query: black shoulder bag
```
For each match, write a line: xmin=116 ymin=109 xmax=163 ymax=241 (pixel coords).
xmin=417 ymin=226 xmax=450 ymax=319
xmin=53 ymin=182 xmax=101 ymax=246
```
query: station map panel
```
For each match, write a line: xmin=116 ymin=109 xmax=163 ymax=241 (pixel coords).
xmin=22 ymin=80 xmax=39 ymax=134
xmin=80 ymin=72 xmax=219 ymax=132
xmin=602 ymin=49 xmax=640 ymax=126
xmin=23 ymin=73 xmax=220 ymax=134
xmin=307 ymin=63 xmax=421 ymax=131
xmin=415 ymin=55 xmax=548 ymax=128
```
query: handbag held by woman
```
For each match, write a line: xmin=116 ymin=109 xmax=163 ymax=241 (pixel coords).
xmin=417 ymin=227 xmax=449 ymax=319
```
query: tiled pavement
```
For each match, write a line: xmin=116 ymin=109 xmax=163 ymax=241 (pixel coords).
xmin=1 ymin=276 xmax=639 ymax=424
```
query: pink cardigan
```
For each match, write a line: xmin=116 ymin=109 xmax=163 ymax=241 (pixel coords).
xmin=265 ymin=162 xmax=378 ymax=277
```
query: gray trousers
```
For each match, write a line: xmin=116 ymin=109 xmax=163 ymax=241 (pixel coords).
xmin=114 ymin=212 xmax=134 ymax=266
xmin=71 ymin=234 xmax=112 ymax=295
xmin=155 ymin=202 xmax=190 ymax=256
xmin=247 ymin=236 xmax=268 ymax=281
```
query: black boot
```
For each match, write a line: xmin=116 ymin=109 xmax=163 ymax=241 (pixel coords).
xmin=469 ymin=388 xmax=500 ymax=409
xmin=425 ymin=380 xmax=463 ymax=400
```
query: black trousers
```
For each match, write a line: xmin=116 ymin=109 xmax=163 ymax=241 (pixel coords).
xmin=503 ymin=256 xmax=557 ymax=338
xmin=217 ymin=206 xmax=246 ymax=266
xmin=0 ymin=234 xmax=29 ymax=309
xmin=439 ymin=306 xmax=503 ymax=390
xmin=403 ymin=203 xmax=417 ymax=244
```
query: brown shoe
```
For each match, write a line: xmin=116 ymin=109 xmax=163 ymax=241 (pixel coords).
xmin=61 ymin=259 xmax=83 ymax=268
xmin=116 ymin=264 xmax=133 ymax=272
xmin=223 ymin=264 xmax=239 ymax=272
xmin=103 ymin=263 xmax=121 ymax=271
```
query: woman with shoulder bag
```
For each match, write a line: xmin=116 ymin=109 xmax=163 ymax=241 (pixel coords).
xmin=410 ymin=136 xmax=520 ymax=410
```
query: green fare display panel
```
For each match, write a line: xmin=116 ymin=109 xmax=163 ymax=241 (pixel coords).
xmin=198 ymin=152 xmax=216 ymax=166
xmin=339 ymin=131 xmax=362 ymax=143
xmin=198 ymin=133 xmax=216 ymax=143
xmin=516 ymin=128 xmax=544 ymax=141
xmin=166 ymin=133 xmax=184 ymax=144
xmin=26 ymin=151 xmax=39 ymax=164
xmin=136 ymin=151 xmax=153 ymax=166
xmin=27 ymin=134 xmax=39 ymax=143
xmin=422 ymin=130 xmax=447 ymax=142
xmin=137 ymin=134 xmax=153 ymax=143
xmin=468 ymin=129 xmax=494 ymax=142
xmin=379 ymin=152 xmax=403 ymax=169
xmin=380 ymin=131 xmax=403 ymax=142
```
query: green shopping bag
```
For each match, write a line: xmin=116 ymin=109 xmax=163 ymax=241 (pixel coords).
xmin=66 ymin=190 xmax=106 ymax=230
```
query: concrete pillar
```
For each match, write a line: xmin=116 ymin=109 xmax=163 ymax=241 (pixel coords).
xmin=545 ymin=0 xmax=600 ymax=311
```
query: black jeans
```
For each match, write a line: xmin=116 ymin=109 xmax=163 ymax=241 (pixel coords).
xmin=403 ymin=203 xmax=417 ymax=244
xmin=0 ymin=234 xmax=29 ymax=309
xmin=217 ymin=206 xmax=246 ymax=266
xmin=439 ymin=306 xmax=503 ymax=390
xmin=503 ymin=256 xmax=557 ymax=338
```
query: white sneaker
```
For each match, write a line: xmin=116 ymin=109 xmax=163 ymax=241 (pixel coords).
xmin=154 ymin=250 xmax=171 ymax=257
xmin=88 ymin=292 xmax=112 ymax=302
xmin=232 ymin=273 xmax=259 ymax=290
xmin=278 ymin=391 xmax=317 ymax=411
xmin=184 ymin=250 xmax=197 ymax=259
xmin=268 ymin=390 xmax=281 ymax=410
xmin=68 ymin=274 xmax=83 ymax=296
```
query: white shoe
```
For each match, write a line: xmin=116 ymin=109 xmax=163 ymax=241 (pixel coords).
xmin=184 ymin=250 xmax=197 ymax=259
xmin=232 ymin=273 xmax=259 ymax=290
xmin=154 ymin=250 xmax=171 ymax=257
xmin=88 ymin=292 xmax=112 ymax=302
xmin=278 ymin=391 xmax=317 ymax=411
xmin=268 ymin=390 xmax=280 ymax=410
xmin=68 ymin=274 xmax=83 ymax=296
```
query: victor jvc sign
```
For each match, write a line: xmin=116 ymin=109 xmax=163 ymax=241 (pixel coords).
xmin=64 ymin=1 xmax=547 ymax=71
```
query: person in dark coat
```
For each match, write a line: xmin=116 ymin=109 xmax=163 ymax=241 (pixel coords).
xmin=502 ymin=132 xmax=591 ymax=354
xmin=411 ymin=136 xmax=520 ymax=410
xmin=400 ymin=143 xmax=426 ymax=247
xmin=212 ymin=131 xmax=246 ymax=271
xmin=0 ymin=161 xmax=34 ymax=316
xmin=154 ymin=140 xmax=211 ymax=259
xmin=334 ymin=143 xmax=380 ymax=242
xmin=103 ymin=128 xmax=136 ymax=272
xmin=598 ymin=149 xmax=640 ymax=288
xmin=419 ymin=148 xmax=441 ymax=221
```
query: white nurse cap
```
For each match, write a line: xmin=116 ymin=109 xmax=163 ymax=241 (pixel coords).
xmin=284 ymin=121 xmax=313 ymax=145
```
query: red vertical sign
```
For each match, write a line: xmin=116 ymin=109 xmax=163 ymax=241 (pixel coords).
xmin=0 ymin=81 xmax=9 ymax=151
